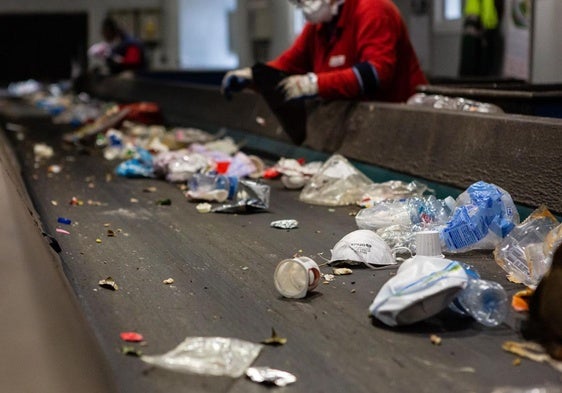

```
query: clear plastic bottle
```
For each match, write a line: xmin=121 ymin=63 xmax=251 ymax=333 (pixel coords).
xmin=453 ymin=278 xmax=509 ymax=327
xmin=355 ymin=195 xmax=456 ymax=231
xmin=188 ymin=173 xmax=238 ymax=200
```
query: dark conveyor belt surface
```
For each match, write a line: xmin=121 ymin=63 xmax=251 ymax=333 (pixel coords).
xmin=2 ymin=113 xmax=561 ymax=393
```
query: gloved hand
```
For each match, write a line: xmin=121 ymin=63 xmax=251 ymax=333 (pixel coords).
xmin=277 ymin=72 xmax=318 ymax=101
xmin=221 ymin=67 xmax=253 ymax=99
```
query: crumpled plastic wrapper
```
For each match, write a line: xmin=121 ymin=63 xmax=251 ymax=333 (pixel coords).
xmin=270 ymin=219 xmax=298 ymax=230
xmin=214 ymin=180 xmax=270 ymax=213
xmin=493 ymin=206 xmax=560 ymax=287
xmin=246 ymin=367 xmax=297 ymax=387
xmin=299 ymin=154 xmax=373 ymax=206
xmin=141 ymin=337 xmax=263 ymax=378
xmin=153 ymin=150 xmax=211 ymax=183
xmin=358 ymin=180 xmax=433 ymax=208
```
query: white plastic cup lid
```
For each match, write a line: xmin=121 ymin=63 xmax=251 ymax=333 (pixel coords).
xmin=415 ymin=230 xmax=443 ymax=257
xmin=274 ymin=257 xmax=320 ymax=298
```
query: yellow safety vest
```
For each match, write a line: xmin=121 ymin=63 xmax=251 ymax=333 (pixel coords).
xmin=465 ymin=0 xmax=499 ymax=29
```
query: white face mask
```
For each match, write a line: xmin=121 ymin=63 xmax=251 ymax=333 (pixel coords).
xmin=302 ymin=0 xmax=334 ymax=23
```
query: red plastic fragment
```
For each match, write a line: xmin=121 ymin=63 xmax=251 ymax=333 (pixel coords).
xmin=120 ymin=332 xmax=144 ymax=342
xmin=263 ymin=168 xmax=281 ymax=179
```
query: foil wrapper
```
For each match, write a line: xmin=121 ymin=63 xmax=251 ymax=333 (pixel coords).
xmin=270 ymin=219 xmax=298 ymax=230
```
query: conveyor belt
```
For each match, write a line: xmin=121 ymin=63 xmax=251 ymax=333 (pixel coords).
xmin=2 ymin=105 xmax=561 ymax=393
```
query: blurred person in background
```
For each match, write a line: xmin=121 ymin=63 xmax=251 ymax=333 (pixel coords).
xmin=222 ymin=0 xmax=427 ymax=102
xmin=88 ymin=17 xmax=147 ymax=75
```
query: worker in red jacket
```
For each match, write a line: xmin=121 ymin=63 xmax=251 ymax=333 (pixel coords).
xmin=222 ymin=0 xmax=427 ymax=102
xmin=99 ymin=17 xmax=147 ymax=75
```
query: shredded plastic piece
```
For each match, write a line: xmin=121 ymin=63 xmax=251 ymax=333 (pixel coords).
xmin=120 ymin=332 xmax=144 ymax=342
xmin=56 ymin=228 xmax=70 ymax=235
xmin=141 ymin=337 xmax=262 ymax=378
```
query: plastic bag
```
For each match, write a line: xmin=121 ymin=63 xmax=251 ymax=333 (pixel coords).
xmin=153 ymin=150 xmax=210 ymax=183
xmin=358 ymin=180 xmax=433 ymax=208
xmin=299 ymin=154 xmax=373 ymax=206
xmin=141 ymin=337 xmax=262 ymax=378
xmin=494 ymin=206 xmax=559 ymax=287
xmin=369 ymin=256 xmax=468 ymax=326
xmin=441 ymin=181 xmax=519 ymax=253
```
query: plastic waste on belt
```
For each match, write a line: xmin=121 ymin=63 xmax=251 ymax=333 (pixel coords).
xmin=407 ymin=93 xmax=504 ymax=114
xmin=115 ymin=148 xmax=154 ymax=178
xmin=494 ymin=205 xmax=560 ymax=288
xmin=355 ymin=195 xmax=456 ymax=253
xmin=153 ymin=150 xmax=211 ymax=183
xmin=449 ymin=264 xmax=509 ymax=327
xmin=141 ymin=336 xmax=262 ymax=378
xmin=202 ymin=136 xmax=239 ymax=155
xmin=330 ymin=229 xmax=396 ymax=267
xmin=274 ymin=158 xmax=323 ymax=190
xmin=441 ymin=181 xmax=519 ymax=253
xmin=187 ymin=173 xmax=237 ymax=203
xmin=356 ymin=195 xmax=456 ymax=230
xmin=299 ymin=154 xmax=374 ymax=206
xmin=213 ymin=180 xmax=270 ymax=213
xmin=358 ymin=180 xmax=433 ymax=208
xmin=369 ymin=256 xmax=468 ymax=326
xmin=225 ymin=152 xmax=257 ymax=178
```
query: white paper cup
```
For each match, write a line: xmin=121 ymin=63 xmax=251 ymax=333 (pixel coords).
xmin=415 ymin=230 xmax=443 ymax=257
xmin=274 ymin=257 xmax=321 ymax=298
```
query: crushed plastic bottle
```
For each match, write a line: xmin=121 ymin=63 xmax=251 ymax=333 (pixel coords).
xmin=441 ymin=181 xmax=519 ymax=253
xmin=494 ymin=206 xmax=559 ymax=287
xmin=450 ymin=265 xmax=509 ymax=327
xmin=355 ymin=195 xmax=456 ymax=231
xmin=187 ymin=173 xmax=238 ymax=202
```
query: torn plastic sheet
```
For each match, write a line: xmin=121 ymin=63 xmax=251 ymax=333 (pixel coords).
xmin=246 ymin=367 xmax=297 ymax=387
xmin=299 ymin=154 xmax=373 ymax=206
xmin=141 ymin=337 xmax=263 ymax=378
xmin=214 ymin=180 xmax=270 ymax=213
